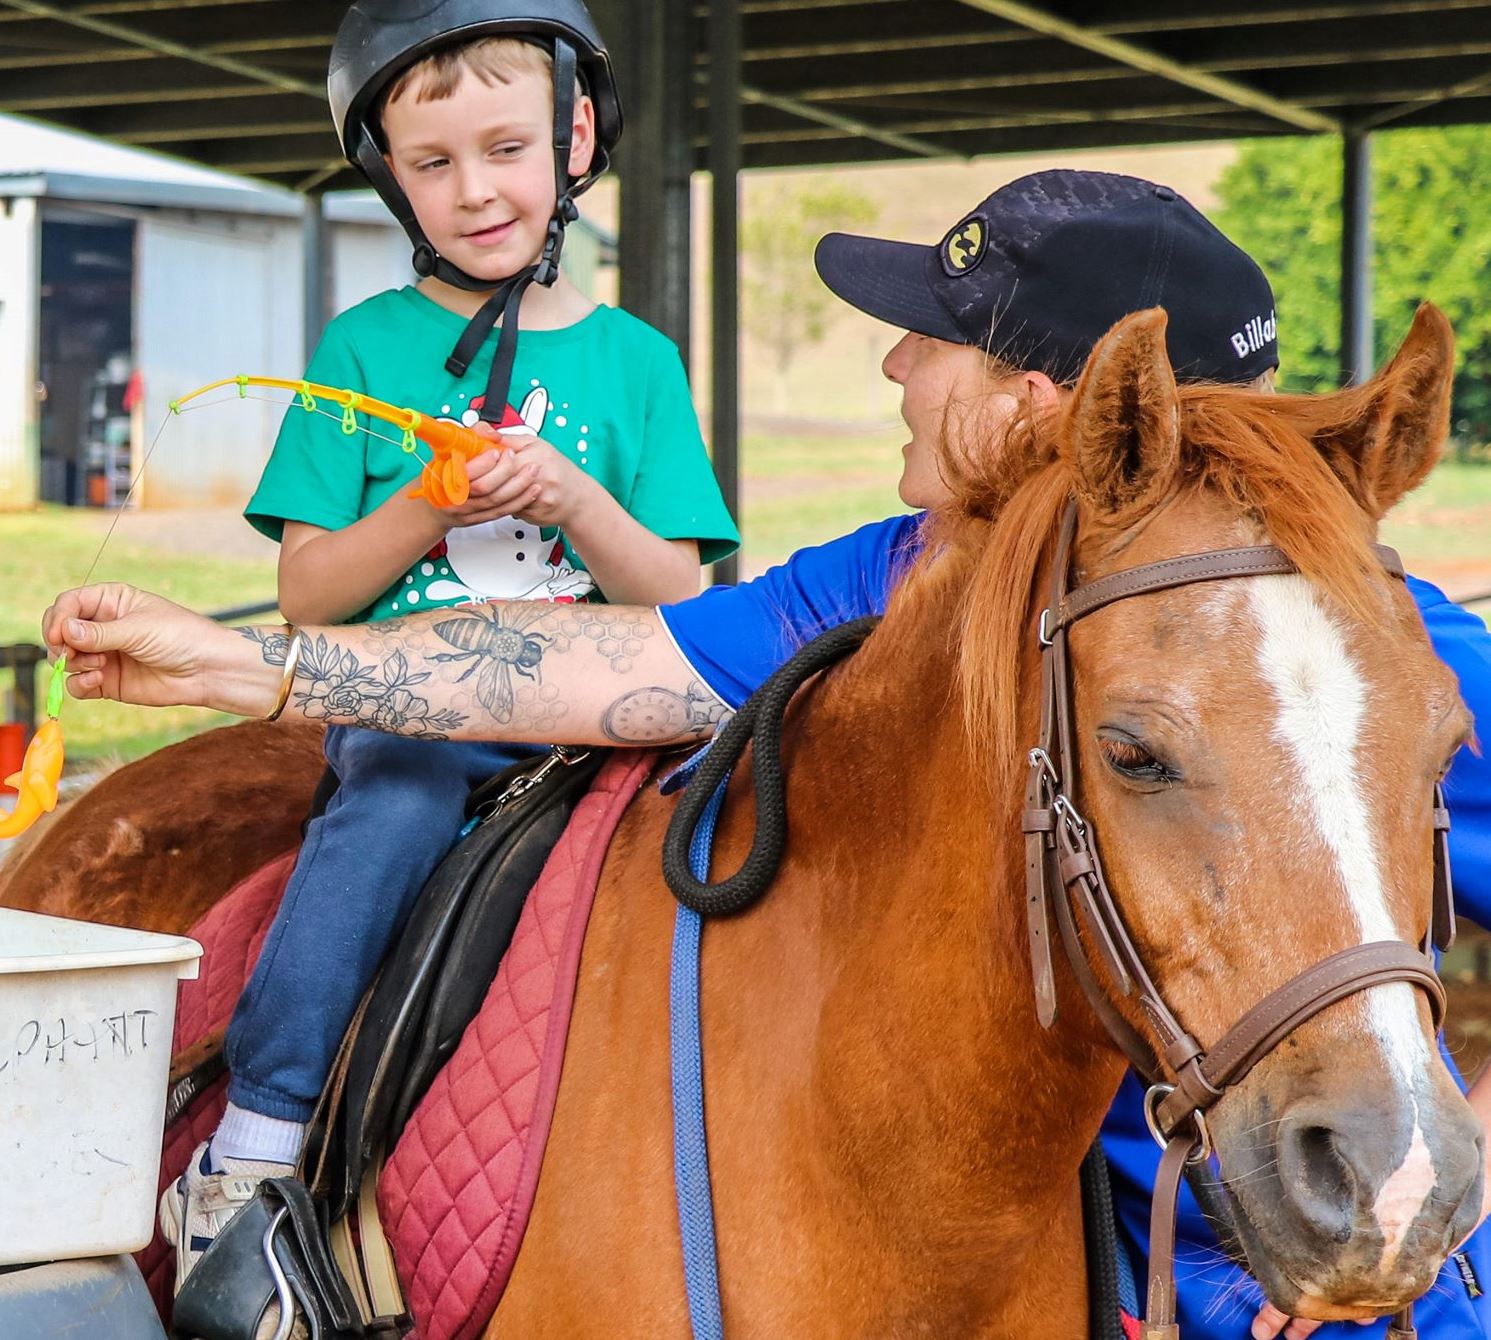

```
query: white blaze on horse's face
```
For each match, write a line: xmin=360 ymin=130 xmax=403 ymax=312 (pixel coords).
xmin=1247 ymin=573 xmax=1436 ymax=1266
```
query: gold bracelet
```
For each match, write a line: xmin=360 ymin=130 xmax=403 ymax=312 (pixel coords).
xmin=264 ymin=624 xmax=305 ymax=722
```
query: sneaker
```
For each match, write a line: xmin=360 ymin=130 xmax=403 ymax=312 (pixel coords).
xmin=160 ymin=1141 xmax=304 ymax=1338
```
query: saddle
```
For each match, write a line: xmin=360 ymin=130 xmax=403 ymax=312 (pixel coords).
xmin=171 ymin=745 xmax=606 ymax=1340
xmin=308 ymin=746 xmax=605 ymax=1219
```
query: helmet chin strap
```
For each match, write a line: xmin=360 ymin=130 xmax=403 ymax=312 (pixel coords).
xmin=358 ymin=38 xmax=582 ymax=425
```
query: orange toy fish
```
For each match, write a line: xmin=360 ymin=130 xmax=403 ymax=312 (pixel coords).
xmin=0 ymin=718 xmax=64 ymax=840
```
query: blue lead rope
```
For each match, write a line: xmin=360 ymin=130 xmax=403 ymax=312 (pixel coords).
xmin=670 ymin=755 xmax=731 ymax=1340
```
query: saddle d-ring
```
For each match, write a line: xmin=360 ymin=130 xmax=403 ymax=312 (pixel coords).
xmin=1143 ymin=1083 xmax=1213 ymax=1163
xmin=261 ymin=1207 xmax=298 ymax=1340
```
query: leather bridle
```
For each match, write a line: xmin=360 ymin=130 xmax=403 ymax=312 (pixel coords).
xmin=1021 ymin=500 xmax=1456 ymax=1340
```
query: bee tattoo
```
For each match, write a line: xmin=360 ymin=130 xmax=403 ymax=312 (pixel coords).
xmin=431 ymin=607 xmax=552 ymax=723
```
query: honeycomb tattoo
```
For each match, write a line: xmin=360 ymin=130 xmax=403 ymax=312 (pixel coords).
xmin=552 ymin=609 xmax=656 ymax=673
xmin=512 ymin=681 xmax=570 ymax=728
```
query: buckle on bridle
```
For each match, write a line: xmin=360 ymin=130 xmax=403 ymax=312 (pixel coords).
xmin=1028 ymin=747 xmax=1059 ymax=789
xmin=1143 ymin=1083 xmax=1212 ymax=1163
xmin=1037 ymin=607 xmax=1055 ymax=648
xmin=1052 ymin=792 xmax=1087 ymax=837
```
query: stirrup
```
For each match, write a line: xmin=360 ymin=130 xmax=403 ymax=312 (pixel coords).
xmin=172 ymin=1177 xmax=408 ymax=1340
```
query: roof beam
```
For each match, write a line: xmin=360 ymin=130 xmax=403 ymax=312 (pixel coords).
xmin=1357 ymin=62 xmax=1491 ymax=127
xmin=778 ymin=39 xmax=1491 ymax=106
xmin=1104 ymin=0 xmax=1491 ymax=35
xmin=0 ymin=0 xmax=320 ymax=100
xmin=695 ymin=71 xmax=950 ymax=158
xmin=0 ymin=0 xmax=287 ymax=23
xmin=949 ymin=0 xmax=1340 ymax=132
xmin=730 ymin=98 xmax=1257 ymax=148
xmin=0 ymin=84 xmax=274 ymax=112
xmin=0 ymin=34 xmax=326 ymax=71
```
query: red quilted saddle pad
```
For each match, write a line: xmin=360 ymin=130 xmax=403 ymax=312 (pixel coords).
xmin=136 ymin=848 xmax=297 ymax=1318
xmin=379 ymin=752 xmax=655 ymax=1340
xmin=142 ymin=753 xmax=653 ymax=1339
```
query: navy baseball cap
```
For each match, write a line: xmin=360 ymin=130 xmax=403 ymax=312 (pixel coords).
xmin=814 ymin=169 xmax=1278 ymax=386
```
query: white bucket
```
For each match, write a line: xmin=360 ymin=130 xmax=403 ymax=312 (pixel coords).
xmin=0 ymin=908 xmax=202 ymax=1264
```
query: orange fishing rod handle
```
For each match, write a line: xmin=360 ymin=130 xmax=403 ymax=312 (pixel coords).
xmin=415 ymin=418 xmax=494 ymax=462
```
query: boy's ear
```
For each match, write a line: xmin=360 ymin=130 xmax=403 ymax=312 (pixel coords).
xmin=568 ymin=95 xmax=596 ymax=179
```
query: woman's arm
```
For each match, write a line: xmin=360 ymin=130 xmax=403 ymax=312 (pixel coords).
xmin=43 ymin=584 xmax=725 ymax=746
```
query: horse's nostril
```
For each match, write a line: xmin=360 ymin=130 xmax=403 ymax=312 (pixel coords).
xmin=1278 ymin=1117 xmax=1356 ymax=1244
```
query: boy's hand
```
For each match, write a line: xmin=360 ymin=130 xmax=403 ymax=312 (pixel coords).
xmin=432 ymin=426 xmax=596 ymax=529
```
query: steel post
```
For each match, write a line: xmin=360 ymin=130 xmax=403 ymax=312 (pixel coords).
xmin=709 ymin=0 xmax=741 ymax=584
xmin=302 ymin=188 xmax=330 ymax=362
xmin=1340 ymin=130 xmax=1373 ymax=386
xmin=615 ymin=0 xmax=694 ymax=359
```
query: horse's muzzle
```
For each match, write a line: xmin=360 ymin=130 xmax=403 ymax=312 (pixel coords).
xmin=1218 ymin=1081 xmax=1484 ymax=1315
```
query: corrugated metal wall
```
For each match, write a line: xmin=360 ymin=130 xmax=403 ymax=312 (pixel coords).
xmin=133 ymin=214 xmax=415 ymax=509
xmin=136 ymin=211 xmax=287 ymax=508
xmin=0 ymin=200 xmax=40 ymax=510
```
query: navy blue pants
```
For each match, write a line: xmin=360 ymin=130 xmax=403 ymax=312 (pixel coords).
xmin=224 ymin=726 xmax=536 ymax=1121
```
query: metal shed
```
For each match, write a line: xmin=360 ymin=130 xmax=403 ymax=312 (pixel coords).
xmin=0 ymin=169 xmax=410 ymax=509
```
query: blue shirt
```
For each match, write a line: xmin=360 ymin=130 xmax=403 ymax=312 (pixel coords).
xmin=660 ymin=515 xmax=1491 ymax=1337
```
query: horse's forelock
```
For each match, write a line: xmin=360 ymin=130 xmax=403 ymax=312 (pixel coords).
xmin=897 ymin=382 xmax=1390 ymax=805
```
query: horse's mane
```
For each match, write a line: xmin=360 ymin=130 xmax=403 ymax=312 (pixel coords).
xmin=883 ymin=380 xmax=1394 ymax=802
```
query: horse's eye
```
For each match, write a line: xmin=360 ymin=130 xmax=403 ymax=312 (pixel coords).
xmin=1098 ymin=733 xmax=1175 ymax=784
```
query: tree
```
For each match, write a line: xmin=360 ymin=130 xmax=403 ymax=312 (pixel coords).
xmin=740 ymin=180 xmax=878 ymax=412
xmin=1213 ymin=127 xmax=1491 ymax=445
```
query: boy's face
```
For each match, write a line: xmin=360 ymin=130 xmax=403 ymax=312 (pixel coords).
xmin=382 ymin=65 xmax=596 ymax=285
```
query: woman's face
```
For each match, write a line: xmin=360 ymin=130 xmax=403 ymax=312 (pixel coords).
xmin=881 ymin=332 xmax=1024 ymax=510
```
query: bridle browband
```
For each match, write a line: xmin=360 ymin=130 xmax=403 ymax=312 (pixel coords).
xmin=1023 ymin=499 xmax=1456 ymax=1340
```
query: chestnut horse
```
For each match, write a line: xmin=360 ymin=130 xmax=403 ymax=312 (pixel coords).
xmin=5 ymin=307 xmax=1481 ymax=1337
xmin=1 ymin=721 xmax=325 ymax=931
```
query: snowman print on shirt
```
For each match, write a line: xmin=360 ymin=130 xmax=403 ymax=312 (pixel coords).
xmin=398 ymin=382 xmax=597 ymax=611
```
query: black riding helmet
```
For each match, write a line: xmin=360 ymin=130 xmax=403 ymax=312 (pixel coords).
xmin=327 ymin=0 xmax=624 ymax=420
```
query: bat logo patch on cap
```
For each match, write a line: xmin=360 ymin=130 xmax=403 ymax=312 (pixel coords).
xmin=941 ymin=216 xmax=987 ymax=275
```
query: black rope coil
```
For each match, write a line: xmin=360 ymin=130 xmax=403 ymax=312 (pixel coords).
xmin=662 ymin=615 xmax=881 ymax=917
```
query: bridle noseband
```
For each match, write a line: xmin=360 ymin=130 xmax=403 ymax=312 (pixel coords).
xmin=1022 ymin=500 xmax=1455 ymax=1340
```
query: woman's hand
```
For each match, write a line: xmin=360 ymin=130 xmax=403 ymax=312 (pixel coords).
xmin=41 ymin=583 xmax=276 ymax=718
xmin=1250 ymin=1304 xmax=1376 ymax=1339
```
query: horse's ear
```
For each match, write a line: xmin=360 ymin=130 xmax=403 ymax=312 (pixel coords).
xmin=1314 ymin=302 xmax=1454 ymax=519
xmin=1066 ymin=308 xmax=1180 ymax=519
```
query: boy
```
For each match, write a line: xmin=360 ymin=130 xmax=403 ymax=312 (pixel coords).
xmin=158 ymin=0 xmax=739 ymax=1288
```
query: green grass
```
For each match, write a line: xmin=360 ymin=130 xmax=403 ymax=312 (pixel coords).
xmin=0 ymin=507 xmax=278 ymax=762
xmin=1381 ymin=460 xmax=1491 ymax=571
xmin=739 ymin=428 xmax=908 ymax=565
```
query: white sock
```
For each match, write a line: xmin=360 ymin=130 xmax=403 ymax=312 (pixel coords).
xmin=210 ymin=1102 xmax=305 ymax=1169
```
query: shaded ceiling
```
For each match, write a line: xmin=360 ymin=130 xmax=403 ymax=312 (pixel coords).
xmin=1 ymin=0 xmax=1489 ymax=192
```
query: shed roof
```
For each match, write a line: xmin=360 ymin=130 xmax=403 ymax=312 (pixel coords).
xmin=0 ymin=165 xmax=396 ymax=220
xmin=1 ymin=0 xmax=1488 ymax=192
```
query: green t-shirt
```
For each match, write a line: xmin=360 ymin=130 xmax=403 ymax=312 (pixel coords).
xmin=246 ymin=286 xmax=739 ymax=621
